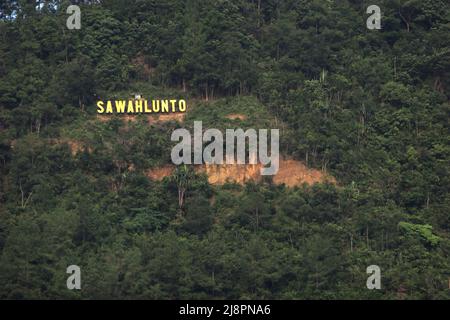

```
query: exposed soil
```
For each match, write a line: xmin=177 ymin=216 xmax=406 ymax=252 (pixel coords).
xmin=225 ymin=113 xmax=247 ymax=121
xmin=46 ymin=138 xmax=91 ymax=155
xmin=96 ymin=113 xmax=185 ymax=124
xmin=146 ymin=165 xmax=175 ymax=181
xmin=145 ymin=159 xmax=335 ymax=187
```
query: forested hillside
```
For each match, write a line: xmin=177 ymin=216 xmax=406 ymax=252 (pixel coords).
xmin=0 ymin=0 xmax=449 ymax=299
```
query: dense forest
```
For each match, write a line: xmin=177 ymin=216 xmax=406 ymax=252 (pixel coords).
xmin=0 ymin=0 xmax=449 ymax=299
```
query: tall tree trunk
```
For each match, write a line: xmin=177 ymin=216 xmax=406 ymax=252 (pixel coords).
xmin=366 ymin=225 xmax=370 ymax=249
xmin=257 ymin=0 xmax=261 ymax=28
xmin=398 ymin=10 xmax=410 ymax=32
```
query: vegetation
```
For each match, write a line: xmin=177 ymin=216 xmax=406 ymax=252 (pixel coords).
xmin=0 ymin=0 xmax=449 ymax=299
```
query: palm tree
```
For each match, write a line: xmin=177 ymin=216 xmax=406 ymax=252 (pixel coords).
xmin=172 ymin=164 xmax=194 ymax=212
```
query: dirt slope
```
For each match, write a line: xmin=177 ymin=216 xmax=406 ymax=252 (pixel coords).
xmin=96 ymin=113 xmax=186 ymax=124
xmin=146 ymin=159 xmax=335 ymax=187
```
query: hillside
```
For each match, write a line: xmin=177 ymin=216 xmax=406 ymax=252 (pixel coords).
xmin=0 ymin=0 xmax=449 ymax=300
